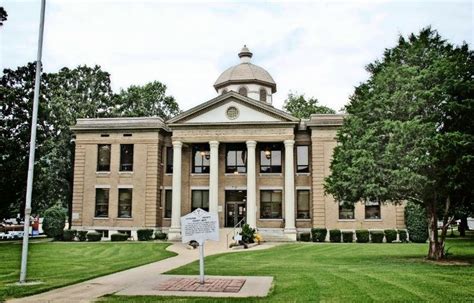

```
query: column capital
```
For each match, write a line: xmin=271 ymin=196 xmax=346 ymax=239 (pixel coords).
xmin=209 ymin=141 xmax=219 ymax=148
xmin=246 ymin=140 xmax=257 ymax=148
xmin=284 ymin=139 xmax=295 ymax=147
xmin=172 ymin=141 xmax=183 ymax=148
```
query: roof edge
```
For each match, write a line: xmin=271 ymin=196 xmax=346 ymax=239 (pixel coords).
xmin=71 ymin=117 xmax=170 ymax=132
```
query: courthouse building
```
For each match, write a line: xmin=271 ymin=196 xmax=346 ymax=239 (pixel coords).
xmin=71 ymin=46 xmax=405 ymax=241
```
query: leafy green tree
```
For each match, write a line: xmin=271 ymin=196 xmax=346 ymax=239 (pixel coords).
xmin=325 ymin=28 xmax=473 ymax=260
xmin=0 ymin=7 xmax=7 ymax=26
xmin=283 ymin=92 xmax=335 ymax=118
xmin=112 ymin=81 xmax=180 ymax=119
xmin=42 ymin=205 xmax=67 ymax=239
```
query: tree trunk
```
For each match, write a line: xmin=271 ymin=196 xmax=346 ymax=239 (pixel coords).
xmin=427 ymin=201 xmax=443 ymax=260
xmin=458 ymin=215 xmax=468 ymax=237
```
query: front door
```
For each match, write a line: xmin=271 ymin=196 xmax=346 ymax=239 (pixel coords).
xmin=225 ymin=190 xmax=247 ymax=227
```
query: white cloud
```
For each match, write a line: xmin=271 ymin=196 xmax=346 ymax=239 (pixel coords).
xmin=1 ymin=0 xmax=472 ymax=113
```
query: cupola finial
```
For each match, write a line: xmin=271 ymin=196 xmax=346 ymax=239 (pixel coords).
xmin=238 ymin=45 xmax=252 ymax=63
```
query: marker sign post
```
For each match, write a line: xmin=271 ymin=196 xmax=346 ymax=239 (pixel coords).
xmin=181 ymin=208 xmax=219 ymax=284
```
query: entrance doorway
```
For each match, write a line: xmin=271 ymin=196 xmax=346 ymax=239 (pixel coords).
xmin=225 ymin=190 xmax=246 ymax=227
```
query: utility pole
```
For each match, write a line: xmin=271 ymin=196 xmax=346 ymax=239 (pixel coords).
xmin=19 ymin=0 xmax=46 ymax=284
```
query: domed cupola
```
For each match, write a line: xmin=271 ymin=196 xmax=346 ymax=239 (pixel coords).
xmin=214 ymin=46 xmax=276 ymax=104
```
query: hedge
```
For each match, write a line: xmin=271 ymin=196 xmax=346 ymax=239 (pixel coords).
xmin=311 ymin=228 xmax=327 ymax=242
xmin=63 ymin=229 xmax=76 ymax=241
xmin=299 ymin=232 xmax=311 ymax=242
xmin=77 ymin=230 xmax=88 ymax=242
xmin=384 ymin=229 xmax=397 ymax=243
xmin=398 ymin=229 xmax=408 ymax=242
xmin=356 ymin=229 xmax=369 ymax=243
xmin=155 ymin=231 xmax=167 ymax=240
xmin=87 ymin=231 xmax=102 ymax=242
xmin=42 ymin=206 xmax=67 ymax=239
xmin=370 ymin=230 xmax=384 ymax=243
xmin=405 ymin=202 xmax=428 ymax=243
xmin=342 ymin=231 xmax=353 ymax=243
xmin=329 ymin=229 xmax=341 ymax=243
xmin=137 ymin=229 xmax=154 ymax=241
xmin=111 ymin=233 xmax=129 ymax=242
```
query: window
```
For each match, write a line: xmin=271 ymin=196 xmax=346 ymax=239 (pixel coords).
xmin=238 ymin=86 xmax=248 ymax=97
xmin=95 ymin=188 xmax=109 ymax=217
xmin=260 ymin=143 xmax=282 ymax=173
xmin=365 ymin=200 xmax=381 ymax=219
xmin=166 ymin=146 xmax=173 ymax=174
xmin=192 ymin=144 xmax=210 ymax=173
xmin=118 ymin=188 xmax=132 ymax=218
xmin=259 ymin=88 xmax=267 ymax=102
xmin=164 ymin=190 xmax=172 ymax=218
xmin=339 ymin=201 xmax=355 ymax=219
xmin=221 ymin=89 xmax=228 ymax=95
xmin=191 ymin=190 xmax=209 ymax=212
xmin=297 ymin=190 xmax=310 ymax=219
xmin=260 ymin=190 xmax=282 ymax=219
xmin=97 ymin=144 xmax=111 ymax=171
xmin=226 ymin=144 xmax=247 ymax=173
xmin=120 ymin=144 xmax=134 ymax=171
xmin=296 ymin=146 xmax=309 ymax=173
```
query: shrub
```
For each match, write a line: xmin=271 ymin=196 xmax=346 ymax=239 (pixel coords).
xmin=370 ymin=230 xmax=384 ymax=243
xmin=299 ymin=232 xmax=311 ymax=242
xmin=329 ymin=229 xmax=341 ymax=243
xmin=311 ymin=228 xmax=327 ymax=242
xmin=155 ymin=231 xmax=167 ymax=240
xmin=63 ymin=229 xmax=76 ymax=241
xmin=240 ymin=224 xmax=256 ymax=244
xmin=42 ymin=205 xmax=67 ymax=239
xmin=384 ymin=229 xmax=397 ymax=243
xmin=87 ymin=231 xmax=102 ymax=242
xmin=356 ymin=229 xmax=369 ymax=243
xmin=398 ymin=229 xmax=408 ymax=242
xmin=137 ymin=229 xmax=154 ymax=241
xmin=111 ymin=233 xmax=129 ymax=242
xmin=77 ymin=230 xmax=88 ymax=242
xmin=405 ymin=202 xmax=428 ymax=243
xmin=342 ymin=231 xmax=353 ymax=243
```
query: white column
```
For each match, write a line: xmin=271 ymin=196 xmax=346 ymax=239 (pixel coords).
xmin=209 ymin=141 xmax=219 ymax=214
xmin=246 ymin=141 xmax=257 ymax=228
xmin=168 ymin=141 xmax=182 ymax=241
xmin=284 ymin=139 xmax=296 ymax=240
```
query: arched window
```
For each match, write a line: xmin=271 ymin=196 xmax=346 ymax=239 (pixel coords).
xmin=238 ymin=86 xmax=248 ymax=97
xmin=259 ymin=88 xmax=267 ymax=102
xmin=221 ymin=89 xmax=228 ymax=95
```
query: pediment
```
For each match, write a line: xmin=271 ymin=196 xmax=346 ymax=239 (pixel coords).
xmin=167 ymin=91 xmax=299 ymax=125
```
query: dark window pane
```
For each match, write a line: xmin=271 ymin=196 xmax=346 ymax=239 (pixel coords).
xmin=260 ymin=190 xmax=282 ymax=219
xmin=297 ymin=190 xmax=310 ymax=219
xmin=164 ymin=190 xmax=172 ymax=218
xmin=192 ymin=144 xmax=210 ymax=174
xmin=120 ymin=144 xmax=134 ymax=171
xmin=166 ymin=147 xmax=173 ymax=174
xmin=226 ymin=144 xmax=246 ymax=173
xmin=259 ymin=88 xmax=267 ymax=102
xmin=260 ymin=143 xmax=282 ymax=173
xmin=238 ymin=87 xmax=247 ymax=97
xmin=118 ymin=188 xmax=132 ymax=218
xmin=297 ymin=146 xmax=310 ymax=173
xmin=97 ymin=144 xmax=111 ymax=171
xmin=95 ymin=188 xmax=109 ymax=217
xmin=339 ymin=201 xmax=355 ymax=219
xmin=365 ymin=201 xmax=380 ymax=219
xmin=191 ymin=190 xmax=209 ymax=212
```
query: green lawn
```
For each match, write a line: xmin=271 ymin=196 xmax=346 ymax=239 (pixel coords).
xmin=0 ymin=241 xmax=175 ymax=301
xmin=102 ymin=236 xmax=474 ymax=302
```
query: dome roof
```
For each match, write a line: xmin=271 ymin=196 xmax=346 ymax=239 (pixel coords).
xmin=214 ymin=46 xmax=277 ymax=93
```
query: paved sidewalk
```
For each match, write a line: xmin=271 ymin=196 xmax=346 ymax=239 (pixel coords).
xmin=9 ymin=230 xmax=276 ymax=303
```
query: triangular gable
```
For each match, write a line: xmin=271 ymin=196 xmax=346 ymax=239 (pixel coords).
xmin=167 ymin=91 xmax=299 ymax=124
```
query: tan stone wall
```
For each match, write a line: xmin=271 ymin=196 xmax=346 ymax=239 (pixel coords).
xmin=71 ymin=131 xmax=161 ymax=230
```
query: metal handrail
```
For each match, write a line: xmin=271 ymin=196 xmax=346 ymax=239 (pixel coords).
xmin=226 ymin=217 xmax=246 ymax=249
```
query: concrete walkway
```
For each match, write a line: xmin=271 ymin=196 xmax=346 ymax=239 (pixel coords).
xmin=9 ymin=229 xmax=277 ymax=303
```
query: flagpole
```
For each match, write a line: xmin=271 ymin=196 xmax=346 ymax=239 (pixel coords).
xmin=19 ymin=0 xmax=46 ymax=284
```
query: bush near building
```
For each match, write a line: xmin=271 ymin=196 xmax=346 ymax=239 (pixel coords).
xmin=63 ymin=229 xmax=76 ymax=241
xmin=398 ymin=229 xmax=408 ymax=242
xmin=299 ymin=232 xmax=311 ymax=242
xmin=405 ymin=202 xmax=428 ymax=243
xmin=342 ymin=231 xmax=353 ymax=243
xmin=384 ymin=229 xmax=397 ymax=243
xmin=42 ymin=206 xmax=67 ymax=239
xmin=87 ymin=231 xmax=102 ymax=242
xmin=370 ymin=230 xmax=385 ymax=243
xmin=311 ymin=228 xmax=327 ymax=242
xmin=356 ymin=230 xmax=370 ymax=243
xmin=329 ymin=229 xmax=341 ymax=242
xmin=137 ymin=229 xmax=154 ymax=241
xmin=111 ymin=233 xmax=129 ymax=242
xmin=77 ymin=231 xmax=88 ymax=241
xmin=154 ymin=231 xmax=167 ymax=240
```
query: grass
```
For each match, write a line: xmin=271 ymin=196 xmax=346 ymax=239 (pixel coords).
xmin=101 ymin=236 xmax=474 ymax=302
xmin=0 ymin=240 xmax=175 ymax=301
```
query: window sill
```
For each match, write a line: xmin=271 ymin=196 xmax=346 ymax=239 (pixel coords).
xmin=296 ymin=173 xmax=311 ymax=176
xmin=119 ymin=171 xmax=134 ymax=175
xmin=224 ymin=173 xmax=247 ymax=176
xmin=338 ymin=219 xmax=356 ymax=222
xmin=364 ymin=219 xmax=382 ymax=222
xmin=296 ymin=219 xmax=311 ymax=222
xmin=163 ymin=218 xmax=171 ymax=220
xmin=93 ymin=217 xmax=109 ymax=220
xmin=165 ymin=173 xmax=173 ymax=176
xmin=190 ymin=173 xmax=209 ymax=176
xmin=116 ymin=217 xmax=133 ymax=220
xmin=259 ymin=218 xmax=283 ymax=221
xmin=96 ymin=172 xmax=110 ymax=176
xmin=258 ymin=173 xmax=282 ymax=177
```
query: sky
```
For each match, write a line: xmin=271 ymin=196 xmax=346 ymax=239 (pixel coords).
xmin=1 ymin=0 xmax=472 ymax=112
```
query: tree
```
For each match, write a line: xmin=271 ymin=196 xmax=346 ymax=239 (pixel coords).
xmin=283 ymin=92 xmax=335 ymax=118
xmin=325 ymin=28 xmax=473 ymax=260
xmin=0 ymin=7 xmax=7 ymax=26
xmin=42 ymin=205 xmax=67 ymax=239
xmin=112 ymin=81 xmax=180 ymax=119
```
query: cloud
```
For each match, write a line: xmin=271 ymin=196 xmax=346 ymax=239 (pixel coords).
xmin=2 ymin=0 xmax=472 ymax=113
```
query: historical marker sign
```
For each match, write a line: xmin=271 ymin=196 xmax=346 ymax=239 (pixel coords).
xmin=181 ymin=208 xmax=219 ymax=244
